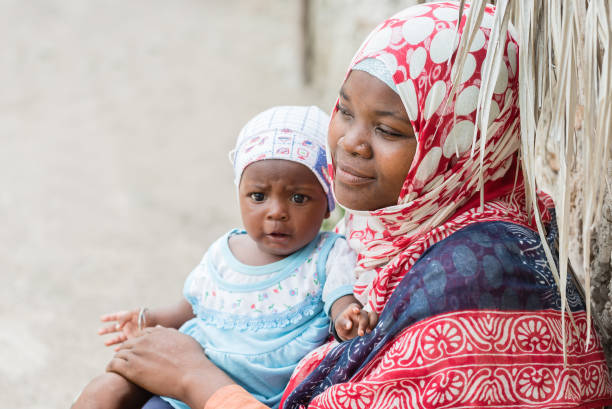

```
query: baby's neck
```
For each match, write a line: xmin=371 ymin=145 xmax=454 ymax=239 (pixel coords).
xmin=228 ymin=233 xmax=288 ymax=266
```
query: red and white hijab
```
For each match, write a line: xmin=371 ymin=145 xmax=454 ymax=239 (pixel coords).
xmin=330 ymin=1 xmax=552 ymax=314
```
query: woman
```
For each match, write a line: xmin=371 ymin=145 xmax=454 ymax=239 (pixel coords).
xmin=108 ymin=2 xmax=612 ymax=408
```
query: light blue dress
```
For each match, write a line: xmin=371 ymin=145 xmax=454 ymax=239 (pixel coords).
xmin=162 ymin=230 xmax=355 ymax=409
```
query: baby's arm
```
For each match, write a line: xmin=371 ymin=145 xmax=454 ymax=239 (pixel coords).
xmin=99 ymin=299 xmax=194 ymax=347
xmin=322 ymin=236 xmax=376 ymax=341
xmin=330 ymin=295 xmax=378 ymax=341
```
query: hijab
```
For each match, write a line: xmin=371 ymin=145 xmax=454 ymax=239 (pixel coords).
xmin=331 ymin=1 xmax=552 ymax=313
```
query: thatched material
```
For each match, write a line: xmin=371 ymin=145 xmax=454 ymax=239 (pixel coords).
xmin=450 ymin=0 xmax=612 ymax=359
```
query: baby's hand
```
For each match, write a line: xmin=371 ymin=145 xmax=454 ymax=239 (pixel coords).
xmin=98 ymin=309 xmax=142 ymax=347
xmin=334 ymin=303 xmax=378 ymax=341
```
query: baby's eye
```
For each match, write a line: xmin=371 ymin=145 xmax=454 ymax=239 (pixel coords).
xmin=250 ymin=192 xmax=265 ymax=202
xmin=290 ymin=194 xmax=308 ymax=204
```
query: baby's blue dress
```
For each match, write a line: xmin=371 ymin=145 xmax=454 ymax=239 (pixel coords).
xmin=162 ymin=230 xmax=355 ymax=409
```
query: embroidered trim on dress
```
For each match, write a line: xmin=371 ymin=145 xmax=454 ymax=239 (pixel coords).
xmin=191 ymin=292 xmax=325 ymax=330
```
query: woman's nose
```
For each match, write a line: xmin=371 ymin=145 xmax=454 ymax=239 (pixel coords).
xmin=338 ymin=124 xmax=372 ymax=159
xmin=266 ymin=199 xmax=289 ymax=221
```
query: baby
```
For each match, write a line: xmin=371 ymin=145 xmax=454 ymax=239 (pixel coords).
xmin=73 ymin=106 xmax=377 ymax=409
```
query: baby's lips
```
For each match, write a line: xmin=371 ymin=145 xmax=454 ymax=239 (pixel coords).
xmin=265 ymin=231 xmax=292 ymax=238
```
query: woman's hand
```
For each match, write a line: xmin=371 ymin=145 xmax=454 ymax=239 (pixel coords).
xmin=107 ymin=326 xmax=234 ymax=408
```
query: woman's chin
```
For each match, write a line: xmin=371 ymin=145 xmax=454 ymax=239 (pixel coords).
xmin=334 ymin=188 xmax=377 ymax=212
xmin=333 ymin=178 xmax=399 ymax=211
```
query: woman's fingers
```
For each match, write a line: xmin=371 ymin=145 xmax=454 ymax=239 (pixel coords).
xmin=107 ymin=348 xmax=133 ymax=374
xmin=106 ymin=326 xmax=220 ymax=399
xmin=114 ymin=335 xmax=138 ymax=351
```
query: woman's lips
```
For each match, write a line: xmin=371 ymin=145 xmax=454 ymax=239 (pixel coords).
xmin=335 ymin=164 xmax=375 ymax=186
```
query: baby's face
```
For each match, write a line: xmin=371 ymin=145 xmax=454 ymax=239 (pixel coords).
xmin=238 ymin=159 xmax=329 ymax=258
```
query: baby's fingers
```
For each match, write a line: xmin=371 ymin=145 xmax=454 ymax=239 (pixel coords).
xmin=98 ymin=323 xmax=123 ymax=335
xmin=100 ymin=311 xmax=123 ymax=322
xmin=104 ymin=333 xmax=128 ymax=347
xmin=337 ymin=315 xmax=353 ymax=332
xmin=357 ymin=311 xmax=371 ymax=336
xmin=100 ymin=310 xmax=133 ymax=324
xmin=368 ymin=311 xmax=379 ymax=331
xmin=334 ymin=315 xmax=357 ymax=341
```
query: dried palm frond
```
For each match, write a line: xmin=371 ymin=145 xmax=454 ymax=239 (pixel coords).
xmin=448 ymin=0 xmax=612 ymax=360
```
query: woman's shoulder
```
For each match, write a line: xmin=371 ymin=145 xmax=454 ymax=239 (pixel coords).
xmin=411 ymin=220 xmax=584 ymax=313
xmin=426 ymin=221 xmax=540 ymax=253
xmin=416 ymin=221 xmax=544 ymax=281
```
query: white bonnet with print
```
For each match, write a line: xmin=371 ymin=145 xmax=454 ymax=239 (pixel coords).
xmin=230 ymin=105 xmax=334 ymax=211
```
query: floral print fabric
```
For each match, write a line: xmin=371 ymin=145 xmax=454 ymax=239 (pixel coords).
xmin=282 ymin=219 xmax=612 ymax=409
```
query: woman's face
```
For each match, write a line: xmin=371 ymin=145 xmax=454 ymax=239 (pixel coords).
xmin=329 ymin=70 xmax=417 ymax=211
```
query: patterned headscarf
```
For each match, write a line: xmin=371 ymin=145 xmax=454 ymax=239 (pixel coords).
xmin=231 ymin=105 xmax=334 ymax=211
xmin=332 ymin=1 xmax=550 ymax=313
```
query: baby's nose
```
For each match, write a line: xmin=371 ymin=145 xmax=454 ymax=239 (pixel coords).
xmin=266 ymin=199 xmax=289 ymax=221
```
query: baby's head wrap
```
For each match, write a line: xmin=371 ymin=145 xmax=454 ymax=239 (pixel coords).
xmin=230 ymin=105 xmax=334 ymax=211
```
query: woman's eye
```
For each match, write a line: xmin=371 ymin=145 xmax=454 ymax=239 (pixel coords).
xmin=290 ymin=194 xmax=308 ymax=204
xmin=250 ymin=192 xmax=265 ymax=202
xmin=377 ymin=126 xmax=404 ymax=138
xmin=337 ymin=103 xmax=352 ymax=118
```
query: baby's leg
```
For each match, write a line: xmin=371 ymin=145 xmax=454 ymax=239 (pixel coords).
xmin=72 ymin=372 xmax=150 ymax=409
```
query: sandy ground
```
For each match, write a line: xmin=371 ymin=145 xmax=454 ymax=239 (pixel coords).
xmin=0 ymin=1 xmax=325 ymax=407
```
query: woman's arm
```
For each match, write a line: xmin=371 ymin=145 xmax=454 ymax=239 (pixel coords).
xmin=106 ymin=326 xmax=268 ymax=409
